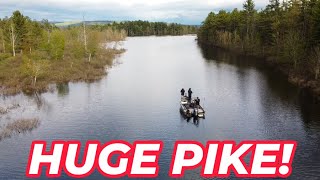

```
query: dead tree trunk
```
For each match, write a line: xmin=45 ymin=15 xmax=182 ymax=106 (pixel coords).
xmin=47 ymin=25 xmax=52 ymax=43
xmin=83 ymin=15 xmax=88 ymax=52
xmin=33 ymin=75 xmax=37 ymax=87
xmin=10 ymin=23 xmax=16 ymax=57
xmin=88 ymin=53 xmax=91 ymax=62
xmin=83 ymin=15 xmax=91 ymax=62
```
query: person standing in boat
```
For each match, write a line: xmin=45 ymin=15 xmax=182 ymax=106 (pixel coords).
xmin=195 ymin=97 xmax=200 ymax=106
xmin=188 ymin=88 xmax=193 ymax=100
xmin=180 ymin=88 xmax=185 ymax=97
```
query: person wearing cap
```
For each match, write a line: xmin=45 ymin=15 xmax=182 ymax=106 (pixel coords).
xmin=188 ymin=88 xmax=193 ymax=100
xmin=180 ymin=88 xmax=185 ymax=96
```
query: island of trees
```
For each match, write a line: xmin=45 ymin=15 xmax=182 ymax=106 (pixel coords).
xmin=198 ymin=0 xmax=320 ymax=97
xmin=0 ymin=11 xmax=126 ymax=95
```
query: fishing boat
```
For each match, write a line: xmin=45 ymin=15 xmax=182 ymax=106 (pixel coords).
xmin=180 ymin=96 xmax=205 ymax=118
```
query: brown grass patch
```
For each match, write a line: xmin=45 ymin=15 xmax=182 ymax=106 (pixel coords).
xmin=0 ymin=118 xmax=40 ymax=141
xmin=0 ymin=103 xmax=20 ymax=115
xmin=0 ymin=48 xmax=125 ymax=95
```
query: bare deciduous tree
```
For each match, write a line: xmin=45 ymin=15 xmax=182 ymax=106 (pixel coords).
xmin=22 ymin=59 xmax=48 ymax=87
xmin=10 ymin=22 xmax=16 ymax=57
xmin=83 ymin=15 xmax=87 ymax=52
xmin=284 ymin=30 xmax=303 ymax=68
xmin=82 ymin=15 xmax=91 ymax=62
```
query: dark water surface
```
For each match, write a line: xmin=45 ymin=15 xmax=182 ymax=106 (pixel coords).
xmin=1 ymin=36 xmax=320 ymax=179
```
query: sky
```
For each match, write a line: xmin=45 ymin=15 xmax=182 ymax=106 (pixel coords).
xmin=0 ymin=0 xmax=269 ymax=25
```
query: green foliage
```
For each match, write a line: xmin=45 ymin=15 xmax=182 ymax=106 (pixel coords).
xmin=283 ymin=30 xmax=304 ymax=67
xmin=0 ymin=53 xmax=11 ymax=61
xmin=311 ymin=0 xmax=320 ymax=45
xmin=11 ymin=11 xmax=26 ymax=45
xmin=87 ymin=30 xmax=100 ymax=57
xmin=20 ymin=58 xmax=49 ymax=86
xmin=92 ymin=20 xmax=198 ymax=36
xmin=198 ymin=0 xmax=320 ymax=78
xmin=48 ymin=30 xmax=65 ymax=60
xmin=0 ymin=27 xmax=6 ymax=53
xmin=0 ymin=11 xmax=126 ymax=94
xmin=24 ymin=20 xmax=44 ymax=53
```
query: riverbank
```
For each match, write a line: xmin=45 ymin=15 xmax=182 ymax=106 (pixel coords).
xmin=197 ymin=0 xmax=320 ymax=100
xmin=197 ymin=41 xmax=320 ymax=100
xmin=0 ymin=48 xmax=124 ymax=95
xmin=0 ymin=11 xmax=127 ymax=96
xmin=265 ymin=59 xmax=320 ymax=100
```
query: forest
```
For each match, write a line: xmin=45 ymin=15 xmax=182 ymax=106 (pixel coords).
xmin=92 ymin=21 xmax=198 ymax=36
xmin=0 ymin=11 xmax=126 ymax=95
xmin=198 ymin=0 xmax=320 ymax=96
xmin=0 ymin=11 xmax=198 ymax=95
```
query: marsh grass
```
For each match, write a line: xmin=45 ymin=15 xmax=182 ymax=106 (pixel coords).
xmin=0 ymin=26 xmax=126 ymax=96
xmin=0 ymin=48 xmax=125 ymax=95
xmin=0 ymin=103 xmax=20 ymax=115
xmin=0 ymin=118 xmax=40 ymax=141
xmin=0 ymin=107 xmax=8 ymax=114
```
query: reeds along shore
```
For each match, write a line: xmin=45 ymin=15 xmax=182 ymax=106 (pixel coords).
xmin=0 ymin=118 xmax=40 ymax=141
xmin=0 ymin=11 xmax=127 ymax=95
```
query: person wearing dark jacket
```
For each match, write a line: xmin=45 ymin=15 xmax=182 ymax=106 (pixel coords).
xmin=180 ymin=88 xmax=185 ymax=96
xmin=195 ymin=97 xmax=200 ymax=106
xmin=188 ymin=88 xmax=193 ymax=100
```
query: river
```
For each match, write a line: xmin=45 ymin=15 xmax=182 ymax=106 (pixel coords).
xmin=0 ymin=35 xmax=320 ymax=179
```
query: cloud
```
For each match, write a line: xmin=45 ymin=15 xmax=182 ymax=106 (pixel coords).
xmin=0 ymin=0 xmax=269 ymax=24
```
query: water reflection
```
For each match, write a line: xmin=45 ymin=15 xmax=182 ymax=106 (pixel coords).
xmin=193 ymin=117 xmax=200 ymax=127
xmin=180 ymin=114 xmax=201 ymax=127
xmin=198 ymin=42 xmax=320 ymax=179
xmin=299 ymin=91 xmax=320 ymax=127
xmin=57 ymin=83 xmax=70 ymax=97
xmin=0 ymin=93 xmax=43 ymax=142
xmin=0 ymin=118 xmax=40 ymax=141
xmin=198 ymin=43 xmax=320 ymax=127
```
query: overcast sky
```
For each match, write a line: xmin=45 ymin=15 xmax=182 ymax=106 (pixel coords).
xmin=0 ymin=0 xmax=269 ymax=25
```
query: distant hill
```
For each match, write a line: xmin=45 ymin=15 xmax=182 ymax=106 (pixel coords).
xmin=55 ymin=21 xmax=113 ymax=27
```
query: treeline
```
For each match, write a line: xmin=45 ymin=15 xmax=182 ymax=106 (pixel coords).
xmin=92 ymin=21 xmax=198 ymax=36
xmin=198 ymin=0 xmax=320 ymax=82
xmin=0 ymin=11 xmax=126 ymax=95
